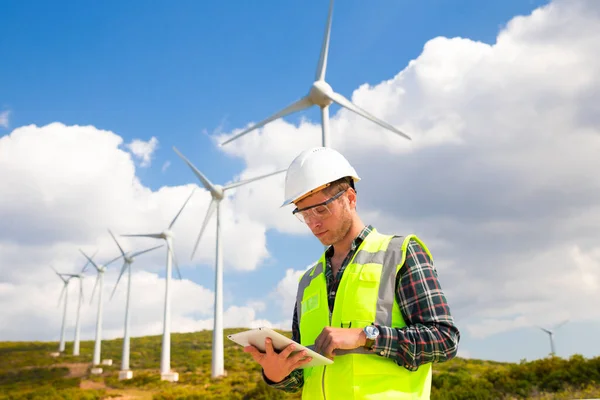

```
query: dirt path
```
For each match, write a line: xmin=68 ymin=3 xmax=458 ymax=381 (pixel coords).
xmin=79 ymin=379 xmax=106 ymax=390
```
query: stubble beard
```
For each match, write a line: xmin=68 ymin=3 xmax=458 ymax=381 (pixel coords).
xmin=319 ymin=205 xmax=353 ymax=246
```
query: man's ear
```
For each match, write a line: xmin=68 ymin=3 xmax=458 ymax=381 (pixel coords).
xmin=347 ymin=188 xmax=357 ymax=209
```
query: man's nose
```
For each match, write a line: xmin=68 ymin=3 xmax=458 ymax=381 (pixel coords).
xmin=307 ymin=218 xmax=322 ymax=230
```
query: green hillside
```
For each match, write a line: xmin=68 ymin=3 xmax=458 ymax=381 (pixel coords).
xmin=1 ymin=328 xmax=599 ymax=400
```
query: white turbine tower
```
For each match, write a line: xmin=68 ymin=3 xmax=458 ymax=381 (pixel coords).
xmin=80 ymin=249 xmax=121 ymax=374
xmin=120 ymin=188 xmax=195 ymax=382
xmin=71 ymin=270 xmax=86 ymax=357
xmin=50 ymin=266 xmax=74 ymax=354
xmin=172 ymin=146 xmax=286 ymax=379
xmin=108 ymin=229 xmax=163 ymax=380
xmin=219 ymin=0 xmax=412 ymax=149
xmin=538 ymin=319 xmax=569 ymax=357
xmin=72 ymin=250 xmax=96 ymax=357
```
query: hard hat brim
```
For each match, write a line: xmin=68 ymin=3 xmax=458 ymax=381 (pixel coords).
xmin=280 ymin=175 xmax=360 ymax=208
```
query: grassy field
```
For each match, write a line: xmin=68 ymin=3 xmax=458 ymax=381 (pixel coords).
xmin=1 ymin=328 xmax=599 ymax=399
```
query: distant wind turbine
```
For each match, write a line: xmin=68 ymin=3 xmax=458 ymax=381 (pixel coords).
xmin=173 ymin=146 xmax=285 ymax=378
xmin=120 ymin=188 xmax=195 ymax=382
xmin=79 ymin=249 xmax=122 ymax=370
xmin=50 ymin=266 xmax=75 ymax=353
xmin=108 ymin=229 xmax=163 ymax=380
xmin=72 ymin=250 xmax=97 ymax=357
xmin=537 ymin=319 xmax=569 ymax=356
xmin=219 ymin=0 xmax=412 ymax=149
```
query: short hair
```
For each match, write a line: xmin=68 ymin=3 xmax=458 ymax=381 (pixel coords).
xmin=322 ymin=176 xmax=355 ymax=197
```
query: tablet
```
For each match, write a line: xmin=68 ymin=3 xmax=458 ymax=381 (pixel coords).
xmin=227 ymin=327 xmax=334 ymax=368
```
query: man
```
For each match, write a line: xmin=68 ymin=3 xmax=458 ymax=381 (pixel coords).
xmin=244 ymin=147 xmax=460 ymax=399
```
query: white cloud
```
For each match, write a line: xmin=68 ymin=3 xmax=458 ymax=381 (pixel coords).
xmin=0 ymin=110 xmax=9 ymax=128
xmin=272 ymin=265 xmax=313 ymax=317
xmin=0 ymin=122 xmax=275 ymax=280
xmin=125 ymin=136 xmax=158 ymax=167
xmin=216 ymin=0 xmax=600 ymax=339
xmin=162 ymin=161 xmax=171 ymax=173
xmin=0 ymin=269 xmax=280 ymax=341
xmin=0 ymin=121 xmax=285 ymax=340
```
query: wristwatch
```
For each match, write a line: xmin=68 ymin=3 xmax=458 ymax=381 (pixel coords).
xmin=363 ymin=325 xmax=379 ymax=350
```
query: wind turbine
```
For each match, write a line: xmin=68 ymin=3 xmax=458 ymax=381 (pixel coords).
xmin=120 ymin=188 xmax=195 ymax=382
xmin=108 ymin=229 xmax=163 ymax=380
xmin=79 ymin=249 xmax=122 ymax=373
xmin=172 ymin=146 xmax=286 ymax=378
xmin=72 ymin=250 xmax=97 ymax=357
xmin=219 ymin=0 xmax=412 ymax=149
xmin=50 ymin=266 xmax=75 ymax=354
xmin=537 ymin=319 xmax=569 ymax=356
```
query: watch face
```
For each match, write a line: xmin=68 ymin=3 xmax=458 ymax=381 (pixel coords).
xmin=365 ymin=325 xmax=379 ymax=339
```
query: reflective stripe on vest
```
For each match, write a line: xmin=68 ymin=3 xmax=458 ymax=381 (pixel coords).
xmin=296 ymin=229 xmax=433 ymax=399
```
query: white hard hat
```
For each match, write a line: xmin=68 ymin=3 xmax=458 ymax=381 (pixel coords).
xmin=281 ymin=147 xmax=361 ymax=207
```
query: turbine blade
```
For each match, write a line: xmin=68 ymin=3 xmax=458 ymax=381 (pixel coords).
xmin=538 ymin=326 xmax=552 ymax=335
xmin=105 ymin=253 xmax=124 ymax=267
xmin=121 ymin=233 xmax=164 ymax=239
xmin=79 ymin=278 xmax=85 ymax=304
xmin=131 ymin=244 xmax=164 ymax=258
xmin=554 ymin=319 xmax=569 ymax=330
xmin=81 ymin=249 xmax=98 ymax=274
xmin=110 ymin=261 xmax=129 ymax=301
xmin=191 ymin=198 xmax=218 ymax=260
xmin=167 ymin=241 xmax=182 ymax=280
xmin=79 ymin=249 xmax=101 ymax=272
xmin=328 ymin=91 xmax=412 ymax=141
xmin=90 ymin=274 xmax=100 ymax=305
xmin=315 ymin=0 xmax=334 ymax=81
xmin=219 ymin=96 xmax=313 ymax=146
xmin=223 ymin=169 xmax=286 ymax=191
xmin=108 ymin=229 xmax=126 ymax=257
xmin=57 ymin=283 xmax=67 ymax=308
xmin=50 ymin=265 xmax=67 ymax=283
xmin=169 ymin=188 xmax=195 ymax=230
xmin=172 ymin=147 xmax=219 ymax=195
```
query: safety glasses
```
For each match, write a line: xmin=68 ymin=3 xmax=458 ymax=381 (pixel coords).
xmin=292 ymin=189 xmax=347 ymax=223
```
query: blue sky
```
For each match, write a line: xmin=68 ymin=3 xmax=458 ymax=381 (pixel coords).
xmin=3 ymin=0 xmax=600 ymax=366
xmin=2 ymin=0 xmax=550 ymax=190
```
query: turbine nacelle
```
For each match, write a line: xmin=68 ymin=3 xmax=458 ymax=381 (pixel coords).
xmin=309 ymin=80 xmax=334 ymax=108
xmin=123 ymin=253 xmax=135 ymax=264
xmin=212 ymin=185 xmax=225 ymax=201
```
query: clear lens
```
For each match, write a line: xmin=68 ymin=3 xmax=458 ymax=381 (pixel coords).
xmin=295 ymin=204 xmax=332 ymax=223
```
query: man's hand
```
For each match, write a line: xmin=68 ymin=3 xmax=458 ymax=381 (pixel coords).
xmin=314 ymin=327 xmax=367 ymax=359
xmin=243 ymin=338 xmax=313 ymax=383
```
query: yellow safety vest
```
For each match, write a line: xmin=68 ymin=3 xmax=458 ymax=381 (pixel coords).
xmin=296 ymin=229 xmax=434 ymax=399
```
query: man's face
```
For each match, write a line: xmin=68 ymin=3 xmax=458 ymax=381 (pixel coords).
xmin=294 ymin=187 xmax=353 ymax=246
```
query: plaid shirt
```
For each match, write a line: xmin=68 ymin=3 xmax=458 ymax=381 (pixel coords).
xmin=264 ymin=225 xmax=460 ymax=392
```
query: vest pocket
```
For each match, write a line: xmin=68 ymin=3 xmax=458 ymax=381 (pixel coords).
xmin=340 ymin=264 xmax=381 ymax=323
xmin=301 ymin=292 xmax=320 ymax=315
xmin=359 ymin=263 xmax=382 ymax=283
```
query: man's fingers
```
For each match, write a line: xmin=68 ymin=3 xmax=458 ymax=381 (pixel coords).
xmin=243 ymin=346 xmax=264 ymax=364
xmin=265 ymin=338 xmax=275 ymax=357
xmin=291 ymin=355 xmax=313 ymax=370
xmin=278 ymin=343 xmax=296 ymax=359
xmin=314 ymin=330 xmax=326 ymax=355
xmin=325 ymin=342 xmax=337 ymax=359
xmin=323 ymin=336 xmax=335 ymax=358
xmin=288 ymin=350 xmax=308 ymax=365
